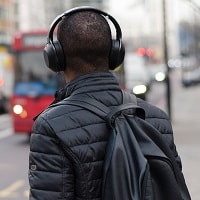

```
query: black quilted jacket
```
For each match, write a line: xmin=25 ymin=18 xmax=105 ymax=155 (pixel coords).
xmin=29 ymin=71 xmax=181 ymax=200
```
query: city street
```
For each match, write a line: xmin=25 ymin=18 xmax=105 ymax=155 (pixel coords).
xmin=0 ymin=0 xmax=200 ymax=199
xmin=0 ymin=123 xmax=29 ymax=199
xmin=0 ymin=69 xmax=199 ymax=199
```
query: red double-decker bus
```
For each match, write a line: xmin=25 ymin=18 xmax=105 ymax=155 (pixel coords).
xmin=10 ymin=31 xmax=64 ymax=134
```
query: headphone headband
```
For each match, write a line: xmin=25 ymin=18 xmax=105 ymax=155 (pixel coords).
xmin=47 ymin=6 xmax=122 ymax=44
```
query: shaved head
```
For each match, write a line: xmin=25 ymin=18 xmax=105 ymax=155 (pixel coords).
xmin=57 ymin=11 xmax=112 ymax=75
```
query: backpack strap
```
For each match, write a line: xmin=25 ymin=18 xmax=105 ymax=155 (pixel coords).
xmin=65 ymin=97 xmax=109 ymax=119
xmin=122 ymin=90 xmax=137 ymax=104
xmin=122 ymin=91 xmax=145 ymax=119
xmin=63 ymin=91 xmax=145 ymax=125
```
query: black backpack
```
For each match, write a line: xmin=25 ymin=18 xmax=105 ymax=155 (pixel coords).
xmin=67 ymin=92 xmax=191 ymax=200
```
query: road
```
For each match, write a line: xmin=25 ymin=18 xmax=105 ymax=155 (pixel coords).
xmin=0 ymin=69 xmax=199 ymax=199
xmin=0 ymin=117 xmax=29 ymax=200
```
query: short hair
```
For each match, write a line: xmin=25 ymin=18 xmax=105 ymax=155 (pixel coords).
xmin=57 ymin=11 xmax=112 ymax=74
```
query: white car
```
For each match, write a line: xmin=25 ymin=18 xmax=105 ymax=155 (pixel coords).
xmin=124 ymin=53 xmax=151 ymax=100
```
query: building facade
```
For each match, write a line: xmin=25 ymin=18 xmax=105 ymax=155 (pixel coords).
xmin=0 ymin=0 xmax=199 ymax=61
xmin=0 ymin=0 xmax=14 ymax=45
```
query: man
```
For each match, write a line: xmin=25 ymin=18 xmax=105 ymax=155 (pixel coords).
xmin=29 ymin=7 xmax=183 ymax=200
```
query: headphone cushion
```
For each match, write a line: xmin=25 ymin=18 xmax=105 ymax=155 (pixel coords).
xmin=109 ymin=40 xmax=125 ymax=70
xmin=43 ymin=41 xmax=65 ymax=72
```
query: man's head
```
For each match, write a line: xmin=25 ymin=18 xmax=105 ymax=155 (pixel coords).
xmin=57 ymin=11 xmax=111 ymax=78
xmin=44 ymin=7 xmax=125 ymax=81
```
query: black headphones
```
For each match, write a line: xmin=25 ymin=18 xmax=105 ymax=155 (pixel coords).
xmin=43 ymin=6 xmax=125 ymax=72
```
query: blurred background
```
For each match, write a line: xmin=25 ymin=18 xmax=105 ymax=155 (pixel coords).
xmin=0 ymin=0 xmax=200 ymax=199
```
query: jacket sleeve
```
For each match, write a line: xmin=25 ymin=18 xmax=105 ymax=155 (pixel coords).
xmin=29 ymin=116 xmax=75 ymax=200
xmin=137 ymin=99 xmax=182 ymax=170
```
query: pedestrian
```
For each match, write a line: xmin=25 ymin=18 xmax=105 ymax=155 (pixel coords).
xmin=0 ymin=91 xmax=7 ymax=114
xmin=29 ymin=6 xmax=186 ymax=200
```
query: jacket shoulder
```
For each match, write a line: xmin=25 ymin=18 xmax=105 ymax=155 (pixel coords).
xmin=137 ymin=98 xmax=172 ymax=134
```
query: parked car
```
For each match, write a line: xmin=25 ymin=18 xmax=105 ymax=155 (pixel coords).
xmin=181 ymin=67 xmax=200 ymax=87
xmin=180 ymin=56 xmax=200 ymax=87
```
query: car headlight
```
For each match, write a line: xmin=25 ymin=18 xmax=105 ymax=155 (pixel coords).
xmin=13 ymin=104 xmax=27 ymax=118
xmin=155 ymin=72 xmax=166 ymax=82
xmin=13 ymin=104 xmax=23 ymax=114
xmin=133 ymin=85 xmax=147 ymax=95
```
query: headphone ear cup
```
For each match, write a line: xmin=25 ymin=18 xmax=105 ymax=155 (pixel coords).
xmin=109 ymin=40 xmax=125 ymax=70
xmin=54 ymin=41 xmax=66 ymax=71
xmin=43 ymin=41 xmax=66 ymax=72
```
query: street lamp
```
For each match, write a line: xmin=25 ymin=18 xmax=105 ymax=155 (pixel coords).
xmin=162 ymin=0 xmax=172 ymax=119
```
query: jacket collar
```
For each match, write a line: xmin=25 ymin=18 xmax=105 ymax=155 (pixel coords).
xmin=54 ymin=71 xmax=119 ymax=103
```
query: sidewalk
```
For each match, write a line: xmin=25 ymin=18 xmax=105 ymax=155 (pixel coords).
xmin=171 ymin=82 xmax=200 ymax=200
xmin=151 ymin=69 xmax=200 ymax=199
xmin=172 ymin=85 xmax=200 ymax=200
